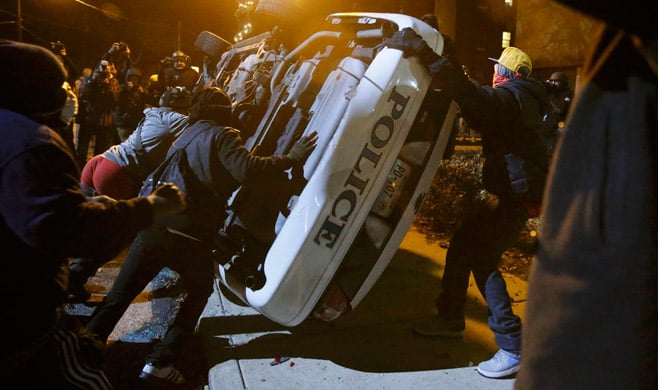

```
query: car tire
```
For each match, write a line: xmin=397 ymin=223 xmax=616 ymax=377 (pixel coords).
xmin=195 ymin=31 xmax=231 ymax=58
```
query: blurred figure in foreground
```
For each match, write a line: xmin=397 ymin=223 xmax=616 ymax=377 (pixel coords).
xmin=516 ymin=1 xmax=657 ymax=389
xmin=0 ymin=39 xmax=185 ymax=389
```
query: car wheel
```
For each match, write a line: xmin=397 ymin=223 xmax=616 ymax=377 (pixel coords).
xmin=195 ymin=31 xmax=232 ymax=58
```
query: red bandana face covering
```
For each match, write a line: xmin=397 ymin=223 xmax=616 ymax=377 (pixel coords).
xmin=492 ymin=72 xmax=511 ymax=87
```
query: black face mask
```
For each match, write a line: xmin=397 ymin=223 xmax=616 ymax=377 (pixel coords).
xmin=190 ymin=104 xmax=232 ymax=125
xmin=32 ymin=110 xmax=66 ymax=132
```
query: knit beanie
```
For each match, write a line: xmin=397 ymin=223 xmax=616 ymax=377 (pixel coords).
xmin=0 ymin=39 xmax=68 ymax=116
xmin=189 ymin=87 xmax=233 ymax=125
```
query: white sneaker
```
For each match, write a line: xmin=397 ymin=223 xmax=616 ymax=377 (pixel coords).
xmin=139 ymin=362 xmax=186 ymax=385
xmin=476 ymin=349 xmax=520 ymax=378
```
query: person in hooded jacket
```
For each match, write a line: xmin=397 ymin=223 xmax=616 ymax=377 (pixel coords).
xmin=85 ymin=87 xmax=318 ymax=385
xmin=80 ymin=86 xmax=192 ymax=200
xmin=384 ymin=31 xmax=550 ymax=379
xmin=67 ymin=86 xmax=194 ymax=303
xmin=0 ymin=39 xmax=185 ymax=389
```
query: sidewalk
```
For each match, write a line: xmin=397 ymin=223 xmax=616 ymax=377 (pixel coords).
xmin=201 ymin=228 xmax=526 ymax=390
xmin=67 ymin=228 xmax=525 ymax=389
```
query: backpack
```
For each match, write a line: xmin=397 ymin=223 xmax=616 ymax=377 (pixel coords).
xmin=138 ymin=124 xmax=216 ymax=233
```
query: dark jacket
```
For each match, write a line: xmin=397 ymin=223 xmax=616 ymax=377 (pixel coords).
xmin=163 ymin=120 xmax=297 ymax=239
xmin=516 ymin=3 xmax=658 ymax=389
xmin=0 ymin=108 xmax=154 ymax=357
xmin=159 ymin=66 xmax=200 ymax=92
xmin=428 ymin=58 xmax=550 ymax=202
xmin=79 ymin=72 xmax=120 ymax=127
xmin=541 ymin=84 xmax=573 ymax=155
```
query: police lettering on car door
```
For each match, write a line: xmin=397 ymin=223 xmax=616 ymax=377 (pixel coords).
xmin=313 ymin=87 xmax=410 ymax=249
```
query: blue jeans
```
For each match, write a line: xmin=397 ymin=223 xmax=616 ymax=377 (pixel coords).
xmin=436 ymin=197 xmax=528 ymax=354
xmin=86 ymin=225 xmax=215 ymax=366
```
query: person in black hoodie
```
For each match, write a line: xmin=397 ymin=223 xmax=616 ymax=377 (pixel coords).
xmin=0 ymin=39 xmax=185 ymax=389
xmin=384 ymin=31 xmax=550 ymax=379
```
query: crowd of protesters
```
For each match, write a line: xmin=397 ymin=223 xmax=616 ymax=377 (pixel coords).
xmin=49 ymin=40 xmax=200 ymax=169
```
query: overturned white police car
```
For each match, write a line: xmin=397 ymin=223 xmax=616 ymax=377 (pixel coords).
xmin=194 ymin=12 xmax=457 ymax=326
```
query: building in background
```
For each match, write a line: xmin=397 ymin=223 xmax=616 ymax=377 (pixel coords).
xmin=432 ymin=0 xmax=600 ymax=91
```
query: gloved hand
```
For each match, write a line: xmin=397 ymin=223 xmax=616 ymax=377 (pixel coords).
xmin=147 ymin=183 xmax=187 ymax=217
xmin=382 ymin=27 xmax=441 ymax=66
xmin=383 ymin=28 xmax=428 ymax=55
xmin=87 ymin=194 xmax=117 ymax=205
xmin=287 ymin=130 xmax=319 ymax=164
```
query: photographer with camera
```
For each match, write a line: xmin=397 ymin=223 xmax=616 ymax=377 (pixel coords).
xmin=103 ymin=41 xmax=132 ymax=85
xmin=76 ymin=60 xmax=121 ymax=166
xmin=157 ymin=50 xmax=200 ymax=94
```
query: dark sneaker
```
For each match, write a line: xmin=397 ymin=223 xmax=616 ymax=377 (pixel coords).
xmin=477 ymin=349 xmax=520 ymax=378
xmin=413 ymin=316 xmax=465 ymax=337
xmin=139 ymin=362 xmax=185 ymax=385
xmin=66 ymin=259 xmax=94 ymax=302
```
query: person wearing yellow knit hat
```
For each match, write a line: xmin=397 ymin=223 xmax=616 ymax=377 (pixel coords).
xmin=384 ymin=31 xmax=551 ymax=379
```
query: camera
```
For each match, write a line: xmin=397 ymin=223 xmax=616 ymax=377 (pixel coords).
xmin=93 ymin=60 xmax=111 ymax=80
xmin=98 ymin=60 xmax=109 ymax=72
